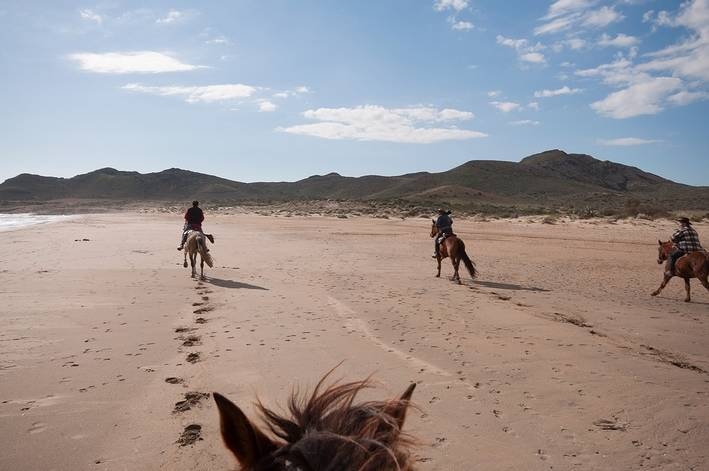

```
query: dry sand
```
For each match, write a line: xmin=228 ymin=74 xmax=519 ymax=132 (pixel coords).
xmin=1 ymin=213 xmax=708 ymax=471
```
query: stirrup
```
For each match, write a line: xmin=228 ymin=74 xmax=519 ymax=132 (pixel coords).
xmin=177 ymin=246 xmax=183 ymax=251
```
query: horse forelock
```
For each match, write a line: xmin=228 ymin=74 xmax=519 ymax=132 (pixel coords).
xmin=255 ymin=379 xmax=416 ymax=471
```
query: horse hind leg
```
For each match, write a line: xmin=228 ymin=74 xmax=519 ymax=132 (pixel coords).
xmin=452 ymin=257 xmax=462 ymax=284
xmin=200 ymin=257 xmax=205 ymax=280
xmin=683 ymin=278 xmax=691 ymax=303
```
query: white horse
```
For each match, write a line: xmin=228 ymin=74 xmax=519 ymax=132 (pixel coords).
xmin=183 ymin=231 xmax=213 ymax=279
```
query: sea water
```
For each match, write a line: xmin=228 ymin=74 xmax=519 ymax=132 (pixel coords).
xmin=0 ymin=213 xmax=75 ymax=232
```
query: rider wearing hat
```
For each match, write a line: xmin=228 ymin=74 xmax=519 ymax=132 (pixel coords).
xmin=178 ymin=200 xmax=205 ymax=251
xmin=433 ymin=208 xmax=453 ymax=258
xmin=667 ymin=217 xmax=704 ymax=275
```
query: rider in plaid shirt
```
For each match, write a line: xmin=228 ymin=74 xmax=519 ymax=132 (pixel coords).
xmin=668 ymin=217 xmax=704 ymax=274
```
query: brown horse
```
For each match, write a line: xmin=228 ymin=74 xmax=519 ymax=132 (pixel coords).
xmin=651 ymin=240 xmax=709 ymax=302
xmin=430 ymin=220 xmax=477 ymax=284
xmin=213 ymin=375 xmax=417 ymax=471
xmin=183 ymin=230 xmax=213 ymax=279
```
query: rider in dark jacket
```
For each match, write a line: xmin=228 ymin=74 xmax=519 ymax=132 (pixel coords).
xmin=433 ymin=208 xmax=453 ymax=258
xmin=178 ymin=200 xmax=205 ymax=250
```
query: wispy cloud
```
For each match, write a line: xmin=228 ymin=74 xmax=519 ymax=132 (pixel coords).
xmin=79 ymin=9 xmax=103 ymax=25
xmin=69 ymin=51 xmax=205 ymax=74
xmin=489 ymin=101 xmax=521 ymax=112
xmin=280 ymin=105 xmax=486 ymax=144
xmin=496 ymin=35 xmax=546 ymax=64
xmin=534 ymin=86 xmax=582 ymax=97
xmin=122 ymin=83 xmax=257 ymax=103
xmin=156 ymin=9 xmax=193 ymax=25
xmin=434 ymin=0 xmax=468 ymax=12
xmin=258 ymin=100 xmax=277 ymax=112
xmin=598 ymin=33 xmax=639 ymax=48
xmin=450 ymin=19 xmax=474 ymax=30
xmin=597 ymin=137 xmax=662 ymax=146
xmin=535 ymin=2 xmax=624 ymax=35
xmin=510 ymin=120 xmax=540 ymax=126
xmin=590 ymin=76 xmax=682 ymax=118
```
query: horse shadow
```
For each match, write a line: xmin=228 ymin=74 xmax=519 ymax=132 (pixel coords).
xmin=471 ymin=280 xmax=550 ymax=292
xmin=205 ymin=277 xmax=268 ymax=290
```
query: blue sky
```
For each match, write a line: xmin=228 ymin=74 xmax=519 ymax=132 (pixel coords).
xmin=1 ymin=0 xmax=708 ymax=186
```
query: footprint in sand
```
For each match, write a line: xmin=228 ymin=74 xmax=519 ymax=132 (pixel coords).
xmin=177 ymin=424 xmax=202 ymax=446
xmin=194 ymin=317 xmax=207 ymax=324
xmin=173 ymin=392 xmax=210 ymax=413
xmin=165 ymin=377 xmax=184 ymax=385
xmin=186 ymin=353 xmax=200 ymax=363
xmin=182 ymin=335 xmax=201 ymax=347
xmin=193 ymin=306 xmax=214 ymax=314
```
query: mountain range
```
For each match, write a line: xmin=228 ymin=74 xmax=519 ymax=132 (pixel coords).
xmin=2 ymin=150 xmax=707 ymax=215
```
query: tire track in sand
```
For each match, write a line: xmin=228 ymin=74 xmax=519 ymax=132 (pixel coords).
xmin=328 ymin=296 xmax=452 ymax=378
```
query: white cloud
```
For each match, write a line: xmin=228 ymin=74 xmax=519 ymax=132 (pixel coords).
xmin=156 ymin=10 xmax=188 ymax=24
xmin=583 ymin=6 xmax=623 ymax=27
xmin=510 ymin=120 xmax=540 ymax=126
xmin=496 ymin=35 xmax=546 ymax=64
xmin=258 ymin=100 xmax=277 ymax=112
xmin=590 ymin=76 xmax=682 ymax=118
xmin=544 ymin=0 xmax=597 ymax=20
xmin=536 ymin=3 xmax=624 ymax=35
xmin=451 ymin=19 xmax=474 ymax=30
xmin=598 ymin=33 xmax=639 ymax=48
xmin=69 ymin=51 xmax=204 ymax=74
xmin=295 ymin=85 xmax=310 ymax=93
xmin=490 ymin=101 xmax=521 ymax=112
xmin=487 ymin=90 xmax=501 ymax=97
xmin=597 ymin=137 xmax=662 ymax=146
xmin=528 ymin=101 xmax=540 ymax=110
xmin=666 ymin=90 xmax=709 ymax=105
xmin=520 ymin=52 xmax=546 ymax=63
xmin=434 ymin=0 xmax=468 ymax=12
xmin=565 ymin=38 xmax=587 ymax=50
xmin=534 ymin=85 xmax=583 ymax=97
xmin=206 ymin=36 xmax=229 ymax=45
xmin=280 ymin=105 xmax=486 ymax=144
xmin=122 ymin=83 xmax=257 ymax=103
xmin=79 ymin=9 xmax=103 ymax=25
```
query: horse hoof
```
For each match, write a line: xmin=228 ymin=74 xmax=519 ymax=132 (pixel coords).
xmin=183 ymin=262 xmax=188 ymax=268
xmin=435 ymin=274 xmax=440 ymax=278
xmin=684 ymin=298 xmax=691 ymax=303
xmin=650 ymin=291 xmax=658 ymax=296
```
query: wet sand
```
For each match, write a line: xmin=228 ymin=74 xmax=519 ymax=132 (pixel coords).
xmin=1 ymin=213 xmax=707 ymax=471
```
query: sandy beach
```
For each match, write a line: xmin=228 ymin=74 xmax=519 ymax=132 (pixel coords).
xmin=1 ymin=212 xmax=708 ymax=471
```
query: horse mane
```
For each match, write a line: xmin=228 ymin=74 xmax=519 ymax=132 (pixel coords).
xmin=254 ymin=376 xmax=417 ymax=471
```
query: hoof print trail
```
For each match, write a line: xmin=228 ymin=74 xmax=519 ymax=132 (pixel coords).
xmin=194 ymin=317 xmax=208 ymax=324
xmin=182 ymin=335 xmax=201 ymax=347
xmin=186 ymin=352 xmax=201 ymax=363
xmin=193 ymin=306 xmax=214 ymax=314
xmin=173 ymin=391 xmax=210 ymax=413
xmin=177 ymin=424 xmax=202 ymax=446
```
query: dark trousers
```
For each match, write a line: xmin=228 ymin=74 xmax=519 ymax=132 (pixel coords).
xmin=668 ymin=248 xmax=686 ymax=274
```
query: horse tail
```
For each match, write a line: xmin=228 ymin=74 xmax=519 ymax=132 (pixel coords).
xmin=459 ymin=240 xmax=477 ymax=279
xmin=197 ymin=237 xmax=214 ymax=268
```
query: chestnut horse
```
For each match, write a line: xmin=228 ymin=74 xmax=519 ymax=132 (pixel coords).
xmin=183 ymin=230 xmax=213 ymax=279
xmin=213 ymin=375 xmax=417 ymax=471
xmin=430 ymin=220 xmax=477 ymax=284
xmin=651 ymin=240 xmax=709 ymax=302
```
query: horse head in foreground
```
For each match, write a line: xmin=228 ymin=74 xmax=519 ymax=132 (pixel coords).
xmin=430 ymin=220 xmax=477 ymax=284
xmin=183 ymin=230 xmax=213 ymax=279
xmin=651 ymin=240 xmax=709 ymax=302
xmin=213 ymin=376 xmax=417 ymax=471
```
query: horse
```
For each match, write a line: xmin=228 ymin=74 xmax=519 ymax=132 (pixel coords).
xmin=183 ymin=230 xmax=213 ymax=279
xmin=213 ymin=375 xmax=417 ymax=471
xmin=430 ymin=220 xmax=477 ymax=284
xmin=651 ymin=240 xmax=709 ymax=302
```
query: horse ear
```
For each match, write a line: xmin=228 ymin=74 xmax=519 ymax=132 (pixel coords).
xmin=658 ymin=239 xmax=662 ymax=245
xmin=213 ymin=393 xmax=277 ymax=467
xmin=432 ymin=219 xmax=436 ymax=224
xmin=383 ymin=383 xmax=416 ymax=430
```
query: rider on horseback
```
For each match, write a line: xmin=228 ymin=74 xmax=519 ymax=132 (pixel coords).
xmin=667 ymin=217 xmax=704 ymax=276
xmin=178 ymin=200 xmax=212 ymax=251
xmin=432 ymin=208 xmax=453 ymax=258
